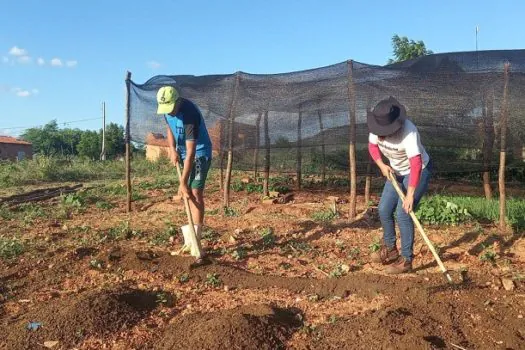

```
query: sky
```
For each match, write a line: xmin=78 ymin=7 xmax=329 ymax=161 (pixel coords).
xmin=0 ymin=0 xmax=524 ymax=136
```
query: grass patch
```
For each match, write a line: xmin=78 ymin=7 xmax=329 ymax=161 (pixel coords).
xmin=0 ymin=237 xmax=24 ymax=260
xmin=311 ymin=209 xmax=338 ymax=222
xmin=417 ymin=195 xmax=525 ymax=230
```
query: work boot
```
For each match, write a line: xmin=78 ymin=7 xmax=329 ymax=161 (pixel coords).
xmin=370 ymin=244 xmax=399 ymax=265
xmin=385 ymin=256 xmax=412 ymax=274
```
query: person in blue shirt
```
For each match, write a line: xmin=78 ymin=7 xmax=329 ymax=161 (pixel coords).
xmin=156 ymin=86 xmax=213 ymax=238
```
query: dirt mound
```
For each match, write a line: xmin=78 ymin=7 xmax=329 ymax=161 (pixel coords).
xmin=105 ymin=248 xmax=451 ymax=299
xmin=306 ymin=284 xmax=524 ymax=349
xmin=154 ymin=304 xmax=302 ymax=350
xmin=2 ymin=288 xmax=159 ymax=350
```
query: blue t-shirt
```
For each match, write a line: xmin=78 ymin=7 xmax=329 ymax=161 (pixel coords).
xmin=164 ymin=98 xmax=213 ymax=160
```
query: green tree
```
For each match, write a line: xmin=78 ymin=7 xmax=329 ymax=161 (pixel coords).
xmin=21 ymin=120 xmax=63 ymax=156
xmin=77 ymin=130 xmax=101 ymax=159
xmin=388 ymin=34 xmax=433 ymax=64
xmin=59 ymin=128 xmax=83 ymax=156
xmin=104 ymin=123 xmax=125 ymax=158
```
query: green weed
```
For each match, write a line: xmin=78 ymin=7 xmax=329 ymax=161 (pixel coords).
xmin=223 ymin=206 xmax=239 ymax=217
xmin=0 ymin=237 xmax=24 ymax=260
xmin=205 ymin=273 xmax=222 ymax=287
xmin=311 ymin=209 xmax=338 ymax=222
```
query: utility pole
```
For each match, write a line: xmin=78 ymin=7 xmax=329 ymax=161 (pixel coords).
xmin=476 ymin=25 xmax=479 ymax=70
xmin=100 ymin=101 xmax=106 ymax=160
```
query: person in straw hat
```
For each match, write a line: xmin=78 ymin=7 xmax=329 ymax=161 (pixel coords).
xmin=367 ymin=96 xmax=432 ymax=274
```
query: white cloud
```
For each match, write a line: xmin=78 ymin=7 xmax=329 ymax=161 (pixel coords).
xmin=9 ymin=46 xmax=27 ymax=56
xmin=50 ymin=58 xmax=63 ymax=67
xmin=10 ymin=87 xmax=38 ymax=97
xmin=147 ymin=60 xmax=161 ymax=69
xmin=66 ymin=60 xmax=77 ymax=67
xmin=37 ymin=57 xmax=45 ymax=66
xmin=16 ymin=90 xmax=31 ymax=97
xmin=17 ymin=55 xmax=32 ymax=64
xmin=2 ymin=56 xmax=8 ymax=63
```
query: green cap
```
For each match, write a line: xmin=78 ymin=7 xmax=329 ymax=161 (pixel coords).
xmin=156 ymin=86 xmax=180 ymax=114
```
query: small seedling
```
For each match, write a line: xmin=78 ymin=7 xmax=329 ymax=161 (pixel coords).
xmin=347 ymin=247 xmax=361 ymax=260
xmin=150 ymin=226 xmax=175 ymax=246
xmin=369 ymin=238 xmax=381 ymax=253
xmin=206 ymin=208 xmax=220 ymax=216
xmin=260 ymin=227 xmax=275 ymax=248
xmin=89 ymin=259 xmax=104 ymax=269
xmin=155 ymin=291 xmax=174 ymax=306
xmin=231 ymin=247 xmax=247 ymax=261
xmin=179 ymin=273 xmax=190 ymax=283
xmin=479 ymin=244 xmax=497 ymax=263
xmin=223 ymin=206 xmax=239 ymax=217
xmin=308 ymin=294 xmax=320 ymax=302
xmin=329 ymin=264 xmax=350 ymax=278
xmin=205 ymin=273 xmax=222 ymax=287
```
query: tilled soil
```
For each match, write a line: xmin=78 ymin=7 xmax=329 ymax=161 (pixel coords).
xmin=1 ymin=288 xmax=159 ymax=350
xmin=0 ymin=182 xmax=524 ymax=349
xmin=297 ymin=284 xmax=524 ymax=349
xmin=152 ymin=304 xmax=302 ymax=350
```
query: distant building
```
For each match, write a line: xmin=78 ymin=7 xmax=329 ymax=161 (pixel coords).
xmin=145 ymin=120 xmax=257 ymax=162
xmin=0 ymin=136 xmax=33 ymax=161
xmin=145 ymin=133 xmax=170 ymax=162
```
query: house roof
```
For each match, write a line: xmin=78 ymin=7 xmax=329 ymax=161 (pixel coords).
xmin=0 ymin=136 xmax=32 ymax=145
xmin=145 ymin=133 xmax=169 ymax=147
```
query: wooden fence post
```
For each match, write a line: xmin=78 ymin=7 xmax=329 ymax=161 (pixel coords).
xmin=347 ymin=60 xmax=357 ymax=219
xmin=482 ymin=89 xmax=495 ymax=200
xmin=296 ymin=110 xmax=303 ymax=190
xmin=254 ymin=112 xmax=262 ymax=180
xmin=317 ymin=111 xmax=326 ymax=183
xmin=124 ymin=71 xmax=132 ymax=213
xmin=263 ymin=111 xmax=270 ymax=196
xmin=498 ymin=63 xmax=510 ymax=232
xmin=223 ymin=73 xmax=241 ymax=208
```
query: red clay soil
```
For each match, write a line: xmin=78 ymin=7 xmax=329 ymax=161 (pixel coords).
xmin=104 ymin=247 xmax=455 ymax=299
xmin=1 ymin=287 xmax=159 ymax=350
xmin=294 ymin=284 xmax=524 ymax=350
xmin=152 ymin=304 xmax=302 ymax=350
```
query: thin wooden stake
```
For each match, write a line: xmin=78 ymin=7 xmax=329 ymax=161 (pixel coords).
xmin=498 ymin=63 xmax=510 ymax=232
xmin=317 ymin=111 xmax=326 ymax=183
xmin=347 ymin=60 xmax=357 ymax=219
xmin=124 ymin=72 xmax=132 ymax=213
xmin=482 ymin=89 xmax=494 ymax=199
xmin=254 ymin=112 xmax=262 ymax=180
xmin=364 ymin=157 xmax=372 ymax=206
xmin=296 ymin=111 xmax=303 ymax=190
xmin=263 ymin=111 xmax=270 ymax=196
xmin=223 ymin=73 xmax=241 ymax=208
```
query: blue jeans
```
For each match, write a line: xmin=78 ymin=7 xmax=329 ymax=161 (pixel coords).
xmin=378 ymin=163 xmax=431 ymax=262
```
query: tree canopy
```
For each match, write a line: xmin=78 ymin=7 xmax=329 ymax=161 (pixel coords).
xmin=388 ymin=34 xmax=433 ymax=64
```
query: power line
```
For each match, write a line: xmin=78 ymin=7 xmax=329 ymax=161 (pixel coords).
xmin=0 ymin=117 xmax=103 ymax=131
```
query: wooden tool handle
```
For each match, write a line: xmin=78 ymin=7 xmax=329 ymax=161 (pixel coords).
xmin=387 ymin=172 xmax=453 ymax=283
xmin=176 ymin=162 xmax=204 ymax=259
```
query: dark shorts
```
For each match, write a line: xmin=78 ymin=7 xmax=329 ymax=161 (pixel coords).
xmin=187 ymin=156 xmax=211 ymax=190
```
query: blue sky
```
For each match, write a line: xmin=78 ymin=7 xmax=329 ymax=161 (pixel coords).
xmin=1 ymin=0 xmax=523 ymax=136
